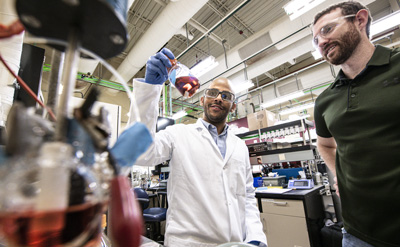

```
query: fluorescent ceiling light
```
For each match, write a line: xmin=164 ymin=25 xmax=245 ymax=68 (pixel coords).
xmin=370 ymin=10 xmax=400 ymax=37
xmin=233 ymin=80 xmax=254 ymax=93
xmin=190 ymin=56 xmax=219 ymax=77
xmin=261 ymin=90 xmax=305 ymax=108
xmin=284 ymin=0 xmax=326 ymax=21
xmin=171 ymin=110 xmax=187 ymax=120
xmin=279 ymin=103 xmax=315 ymax=115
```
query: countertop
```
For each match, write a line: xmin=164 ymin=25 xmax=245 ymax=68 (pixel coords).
xmin=256 ymin=185 xmax=325 ymax=200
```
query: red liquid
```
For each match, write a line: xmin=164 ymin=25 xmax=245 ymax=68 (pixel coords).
xmin=0 ymin=202 xmax=106 ymax=247
xmin=174 ymin=76 xmax=200 ymax=98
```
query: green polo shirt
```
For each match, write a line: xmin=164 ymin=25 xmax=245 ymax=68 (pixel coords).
xmin=314 ymin=45 xmax=400 ymax=247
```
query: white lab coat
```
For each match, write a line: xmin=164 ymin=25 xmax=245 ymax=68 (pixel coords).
xmin=133 ymin=80 xmax=267 ymax=247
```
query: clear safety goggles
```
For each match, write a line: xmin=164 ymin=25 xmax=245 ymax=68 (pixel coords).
xmin=312 ymin=14 xmax=356 ymax=47
xmin=204 ymin=88 xmax=235 ymax=103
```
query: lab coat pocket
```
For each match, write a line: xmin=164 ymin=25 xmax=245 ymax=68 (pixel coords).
xmin=227 ymin=157 xmax=247 ymax=198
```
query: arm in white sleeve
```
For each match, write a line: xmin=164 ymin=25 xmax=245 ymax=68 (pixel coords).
xmin=132 ymin=79 xmax=173 ymax=167
xmin=244 ymin=148 xmax=267 ymax=245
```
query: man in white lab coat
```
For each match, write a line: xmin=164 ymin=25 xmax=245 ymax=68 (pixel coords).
xmin=133 ymin=48 xmax=267 ymax=247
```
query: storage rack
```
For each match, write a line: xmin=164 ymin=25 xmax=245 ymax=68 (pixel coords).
xmin=237 ymin=119 xmax=316 ymax=164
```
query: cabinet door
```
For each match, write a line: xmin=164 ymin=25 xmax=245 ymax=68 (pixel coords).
xmin=260 ymin=212 xmax=310 ymax=247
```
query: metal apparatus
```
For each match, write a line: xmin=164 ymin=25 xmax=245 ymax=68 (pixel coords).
xmin=0 ymin=0 xmax=146 ymax=246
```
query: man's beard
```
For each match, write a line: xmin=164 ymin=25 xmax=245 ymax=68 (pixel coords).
xmin=324 ymin=24 xmax=361 ymax=65
xmin=204 ymin=103 xmax=230 ymax=125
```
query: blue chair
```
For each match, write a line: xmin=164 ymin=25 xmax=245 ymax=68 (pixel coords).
xmin=133 ymin=187 xmax=167 ymax=242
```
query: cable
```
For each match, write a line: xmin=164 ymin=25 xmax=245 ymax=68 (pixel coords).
xmin=23 ymin=37 xmax=141 ymax=125
xmin=0 ymin=53 xmax=57 ymax=121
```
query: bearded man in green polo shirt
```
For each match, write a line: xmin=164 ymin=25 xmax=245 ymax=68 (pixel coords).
xmin=312 ymin=1 xmax=400 ymax=247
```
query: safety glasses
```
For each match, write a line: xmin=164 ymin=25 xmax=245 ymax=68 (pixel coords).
xmin=204 ymin=88 xmax=235 ymax=103
xmin=312 ymin=14 xmax=356 ymax=47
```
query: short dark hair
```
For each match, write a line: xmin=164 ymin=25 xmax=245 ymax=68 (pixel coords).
xmin=313 ymin=1 xmax=372 ymax=38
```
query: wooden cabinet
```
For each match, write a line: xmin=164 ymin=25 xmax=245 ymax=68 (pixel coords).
xmin=256 ymin=186 xmax=325 ymax=247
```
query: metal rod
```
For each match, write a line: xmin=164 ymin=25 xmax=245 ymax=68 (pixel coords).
xmin=55 ymin=29 xmax=81 ymax=141
xmin=222 ymin=39 xmax=228 ymax=69
xmin=207 ymin=34 xmax=210 ymax=55
xmin=46 ymin=49 xmax=64 ymax=119
xmin=201 ymin=24 xmax=313 ymax=87
xmin=185 ymin=23 xmax=189 ymax=47
xmin=235 ymin=59 xmax=326 ymax=101
xmin=244 ymin=62 xmax=248 ymax=80
xmin=169 ymin=83 xmax=172 ymax=117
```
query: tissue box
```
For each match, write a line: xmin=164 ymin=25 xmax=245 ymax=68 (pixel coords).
xmin=247 ymin=110 xmax=276 ymax=131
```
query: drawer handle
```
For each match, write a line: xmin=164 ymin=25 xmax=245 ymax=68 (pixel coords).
xmin=273 ymin=201 xmax=287 ymax=206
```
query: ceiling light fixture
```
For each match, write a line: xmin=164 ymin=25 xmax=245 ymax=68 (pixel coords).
xmin=261 ymin=90 xmax=305 ymax=109
xmin=279 ymin=102 xmax=315 ymax=115
xmin=171 ymin=110 xmax=187 ymax=120
xmin=370 ymin=10 xmax=400 ymax=37
xmin=283 ymin=0 xmax=326 ymax=21
xmin=190 ymin=56 xmax=219 ymax=78
xmin=233 ymin=80 xmax=254 ymax=93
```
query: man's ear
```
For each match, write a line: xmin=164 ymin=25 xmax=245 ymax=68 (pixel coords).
xmin=356 ymin=9 xmax=369 ymax=34
xmin=230 ymin=102 xmax=237 ymax=112
xmin=200 ymin=96 xmax=204 ymax=106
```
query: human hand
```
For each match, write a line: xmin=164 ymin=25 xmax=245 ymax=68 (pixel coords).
xmin=0 ymin=20 xmax=24 ymax=39
xmin=144 ymin=48 xmax=175 ymax=85
xmin=334 ymin=176 xmax=340 ymax=197
xmin=247 ymin=241 xmax=267 ymax=247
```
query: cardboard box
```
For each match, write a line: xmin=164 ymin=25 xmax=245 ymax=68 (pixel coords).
xmin=247 ymin=110 xmax=276 ymax=131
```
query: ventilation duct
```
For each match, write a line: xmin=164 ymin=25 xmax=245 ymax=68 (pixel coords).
xmin=238 ymin=32 xmax=276 ymax=65
xmin=112 ymin=0 xmax=208 ymax=82
xmin=277 ymin=79 xmax=304 ymax=96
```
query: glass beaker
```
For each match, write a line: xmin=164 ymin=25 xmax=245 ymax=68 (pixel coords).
xmin=0 ymin=142 xmax=107 ymax=247
xmin=166 ymin=58 xmax=200 ymax=98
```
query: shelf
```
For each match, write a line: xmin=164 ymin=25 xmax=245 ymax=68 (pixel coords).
xmin=237 ymin=119 xmax=314 ymax=138
xmin=249 ymin=145 xmax=316 ymax=163
xmin=249 ymin=145 xmax=316 ymax=157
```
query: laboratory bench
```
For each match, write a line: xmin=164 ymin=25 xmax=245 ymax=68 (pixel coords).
xmin=146 ymin=186 xmax=168 ymax=208
xmin=256 ymin=185 xmax=325 ymax=247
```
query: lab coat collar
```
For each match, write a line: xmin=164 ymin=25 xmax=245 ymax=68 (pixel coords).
xmin=194 ymin=119 xmax=237 ymax=165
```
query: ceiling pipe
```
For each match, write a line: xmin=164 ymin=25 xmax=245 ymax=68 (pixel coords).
xmin=176 ymin=0 xmax=251 ymax=59
xmin=112 ymin=0 xmax=209 ymax=82
xmin=187 ymin=19 xmax=231 ymax=49
xmin=175 ymin=26 xmax=194 ymax=40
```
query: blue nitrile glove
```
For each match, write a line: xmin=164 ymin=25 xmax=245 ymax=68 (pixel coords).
xmin=110 ymin=122 xmax=153 ymax=167
xmin=248 ymin=241 xmax=267 ymax=247
xmin=144 ymin=47 xmax=175 ymax=85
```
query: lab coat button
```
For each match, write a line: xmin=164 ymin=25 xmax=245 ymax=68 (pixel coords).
xmin=351 ymin=93 xmax=356 ymax=98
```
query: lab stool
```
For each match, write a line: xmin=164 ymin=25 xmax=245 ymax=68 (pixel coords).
xmin=133 ymin=188 xmax=167 ymax=243
xmin=157 ymin=191 xmax=168 ymax=208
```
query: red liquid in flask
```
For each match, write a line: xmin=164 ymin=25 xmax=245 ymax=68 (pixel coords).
xmin=0 ymin=202 xmax=106 ymax=247
xmin=174 ymin=76 xmax=200 ymax=98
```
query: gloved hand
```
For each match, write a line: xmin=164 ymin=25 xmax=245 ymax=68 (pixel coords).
xmin=144 ymin=47 xmax=175 ymax=85
xmin=248 ymin=241 xmax=267 ymax=247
